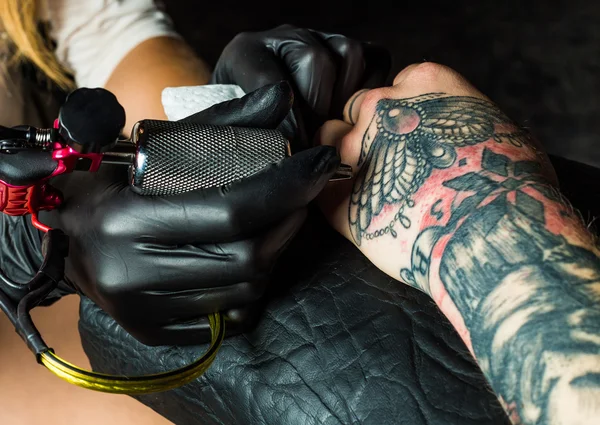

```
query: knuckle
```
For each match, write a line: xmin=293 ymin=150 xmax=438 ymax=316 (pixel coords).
xmin=334 ymin=37 xmax=365 ymax=59
xmin=93 ymin=202 xmax=127 ymax=239
xmin=233 ymin=31 xmax=251 ymax=42
xmin=241 ymin=280 xmax=267 ymax=302
xmin=361 ymin=88 xmax=386 ymax=112
xmin=394 ymin=62 xmax=457 ymax=85
xmin=410 ymin=62 xmax=451 ymax=79
xmin=392 ymin=63 xmax=419 ymax=85
xmin=240 ymin=243 xmax=267 ymax=277
xmin=303 ymin=45 xmax=334 ymax=68
xmin=228 ymin=31 xmax=253 ymax=47
xmin=274 ymin=23 xmax=296 ymax=31
xmin=221 ymin=202 xmax=242 ymax=236
xmin=95 ymin=273 xmax=123 ymax=299
xmin=97 ymin=215 xmax=120 ymax=239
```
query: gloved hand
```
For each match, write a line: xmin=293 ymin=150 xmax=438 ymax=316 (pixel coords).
xmin=0 ymin=83 xmax=339 ymax=346
xmin=211 ymin=24 xmax=392 ymax=149
xmin=0 ymin=215 xmax=74 ymax=306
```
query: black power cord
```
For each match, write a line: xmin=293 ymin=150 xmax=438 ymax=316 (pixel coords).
xmin=0 ymin=229 xmax=68 ymax=357
xmin=0 ymin=227 xmax=225 ymax=394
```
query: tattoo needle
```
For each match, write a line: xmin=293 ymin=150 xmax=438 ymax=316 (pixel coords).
xmin=330 ymin=163 xmax=353 ymax=181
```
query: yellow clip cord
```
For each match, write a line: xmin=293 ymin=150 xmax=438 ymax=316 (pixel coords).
xmin=39 ymin=312 xmax=225 ymax=394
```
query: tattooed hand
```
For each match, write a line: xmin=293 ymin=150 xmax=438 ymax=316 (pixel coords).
xmin=317 ymin=63 xmax=600 ymax=425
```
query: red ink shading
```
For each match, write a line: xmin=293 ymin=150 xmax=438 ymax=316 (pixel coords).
xmin=499 ymin=398 xmax=523 ymax=425
xmin=415 ymin=144 xmax=491 ymax=231
xmin=506 ymin=191 xmax=517 ymax=204
xmin=427 ymin=233 xmax=474 ymax=356
xmin=432 ymin=233 xmax=452 ymax=260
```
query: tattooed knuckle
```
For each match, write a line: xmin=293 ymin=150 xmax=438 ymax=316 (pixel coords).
xmin=360 ymin=89 xmax=385 ymax=113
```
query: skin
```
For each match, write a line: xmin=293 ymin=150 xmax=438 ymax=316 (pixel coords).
xmin=317 ymin=62 xmax=600 ymax=425
xmin=104 ymin=36 xmax=211 ymax=134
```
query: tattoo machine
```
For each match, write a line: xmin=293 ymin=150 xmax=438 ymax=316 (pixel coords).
xmin=0 ymin=87 xmax=352 ymax=394
xmin=0 ymin=87 xmax=352 ymax=230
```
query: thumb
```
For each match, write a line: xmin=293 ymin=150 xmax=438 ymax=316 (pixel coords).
xmin=179 ymin=81 xmax=294 ymax=129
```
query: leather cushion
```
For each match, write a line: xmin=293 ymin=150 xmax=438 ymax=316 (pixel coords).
xmin=78 ymin=213 xmax=509 ymax=425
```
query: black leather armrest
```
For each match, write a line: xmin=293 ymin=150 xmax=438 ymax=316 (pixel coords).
xmin=79 ymin=214 xmax=509 ymax=425
xmin=78 ymin=155 xmax=599 ymax=425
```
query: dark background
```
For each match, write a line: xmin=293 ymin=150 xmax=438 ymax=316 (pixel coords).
xmin=165 ymin=0 xmax=600 ymax=218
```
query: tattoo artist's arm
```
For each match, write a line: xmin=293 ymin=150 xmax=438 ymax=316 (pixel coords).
xmin=317 ymin=63 xmax=600 ymax=425
xmin=105 ymin=37 xmax=211 ymax=133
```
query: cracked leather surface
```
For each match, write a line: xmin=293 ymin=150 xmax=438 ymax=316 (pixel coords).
xmin=79 ymin=211 xmax=510 ymax=425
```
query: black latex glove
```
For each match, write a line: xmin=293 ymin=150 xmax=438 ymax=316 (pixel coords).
xmin=0 ymin=215 xmax=74 ymax=306
xmin=211 ymin=24 xmax=392 ymax=150
xmin=0 ymin=83 xmax=339 ymax=346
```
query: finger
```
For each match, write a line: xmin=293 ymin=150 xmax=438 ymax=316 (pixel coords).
xmin=129 ymin=302 xmax=263 ymax=346
xmin=179 ymin=81 xmax=293 ymax=129
xmin=391 ymin=63 xmax=422 ymax=86
xmin=136 ymin=278 xmax=270 ymax=322
xmin=210 ymin=35 xmax=308 ymax=149
xmin=343 ymin=89 xmax=369 ymax=125
xmin=311 ymin=31 xmax=366 ymax=119
xmin=130 ymin=146 xmax=339 ymax=242
xmin=314 ymin=119 xmax=354 ymax=149
xmin=340 ymin=86 xmax=397 ymax=134
xmin=276 ymin=108 xmax=305 ymax=151
xmin=277 ymin=35 xmax=338 ymax=120
xmin=128 ymin=210 xmax=306 ymax=292
xmin=211 ymin=39 xmax=284 ymax=91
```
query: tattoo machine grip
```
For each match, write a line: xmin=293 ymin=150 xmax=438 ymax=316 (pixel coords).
xmin=128 ymin=119 xmax=290 ymax=196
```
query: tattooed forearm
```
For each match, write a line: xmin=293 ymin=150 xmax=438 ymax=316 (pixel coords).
xmin=352 ymin=93 xmax=600 ymax=424
xmin=425 ymin=150 xmax=600 ymax=424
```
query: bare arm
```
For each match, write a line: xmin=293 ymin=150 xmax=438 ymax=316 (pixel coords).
xmin=104 ymin=36 xmax=210 ymax=133
xmin=318 ymin=63 xmax=600 ymax=424
xmin=44 ymin=0 xmax=211 ymax=133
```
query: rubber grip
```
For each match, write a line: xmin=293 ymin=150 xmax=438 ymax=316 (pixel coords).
xmin=129 ymin=120 xmax=290 ymax=196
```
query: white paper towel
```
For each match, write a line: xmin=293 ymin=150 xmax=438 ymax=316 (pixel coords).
xmin=161 ymin=84 xmax=246 ymax=121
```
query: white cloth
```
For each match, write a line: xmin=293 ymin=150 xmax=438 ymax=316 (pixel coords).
xmin=40 ymin=0 xmax=179 ymax=88
xmin=161 ymin=84 xmax=245 ymax=121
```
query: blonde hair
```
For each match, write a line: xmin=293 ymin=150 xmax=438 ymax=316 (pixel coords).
xmin=0 ymin=0 xmax=73 ymax=89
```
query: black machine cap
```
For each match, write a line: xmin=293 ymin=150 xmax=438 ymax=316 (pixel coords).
xmin=58 ymin=88 xmax=126 ymax=153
